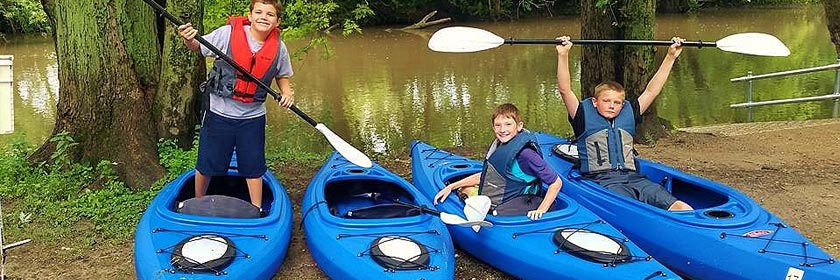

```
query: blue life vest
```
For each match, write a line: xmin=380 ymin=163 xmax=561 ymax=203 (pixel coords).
xmin=576 ymin=97 xmax=637 ymax=173
xmin=479 ymin=130 xmax=542 ymax=207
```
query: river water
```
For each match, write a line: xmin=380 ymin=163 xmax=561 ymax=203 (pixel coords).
xmin=0 ymin=6 xmax=834 ymax=155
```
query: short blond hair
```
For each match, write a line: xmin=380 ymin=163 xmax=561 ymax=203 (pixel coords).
xmin=594 ymin=81 xmax=626 ymax=100
xmin=491 ymin=103 xmax=522 ymax=124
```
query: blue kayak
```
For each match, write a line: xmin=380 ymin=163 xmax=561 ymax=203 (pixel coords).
xmin=302 ymin=152 xmax=456 ymax=279
xmin=410 ymin=140 xmax=680 ymax=280
xmin=134 ymin=157 xmax=293 ymax=279
xmin=536 ymin=132 xmax=839 ymax=280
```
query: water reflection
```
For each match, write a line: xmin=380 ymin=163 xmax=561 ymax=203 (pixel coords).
xmin=2 ymin=6 xmax=835 ymax=156
xmin=0 ymin=34 xmax=58 ymax=145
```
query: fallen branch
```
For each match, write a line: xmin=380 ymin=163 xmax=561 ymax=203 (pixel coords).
xmin=401 ymin=11 xmax=451 ymax=30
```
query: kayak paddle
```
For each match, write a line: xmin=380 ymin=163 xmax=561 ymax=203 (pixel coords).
xmin=428 ymin=26 xmax=790 ymax=57
xmin=141 ymin=0 xmax=372 ymax=168
xmin=391 ymin=199 xmax=493 ymax=228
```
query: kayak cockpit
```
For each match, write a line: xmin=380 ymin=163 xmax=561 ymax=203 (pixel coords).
xmin=171 ymin=175 xmax=276 ymax=217
xmin=325 ymin=179 xmax=422 ymax=219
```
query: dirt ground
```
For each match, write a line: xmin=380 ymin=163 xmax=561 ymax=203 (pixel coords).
xmin=3 ymin=120 xmax=839 ymax=279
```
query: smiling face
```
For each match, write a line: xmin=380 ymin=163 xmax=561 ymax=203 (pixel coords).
xmin=593 ymin=89 xmax=625 ymax=120
xmin=493 ymin=115 xmax=523 ymax=144
xmin=248 ymin=2 xmax=280 ymax=34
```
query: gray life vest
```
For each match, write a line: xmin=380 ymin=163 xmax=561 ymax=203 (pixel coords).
xmin=479 ymin=130 xmax=541 ymax=208
xmin=576 ymin=97 xmax=637 ymax=173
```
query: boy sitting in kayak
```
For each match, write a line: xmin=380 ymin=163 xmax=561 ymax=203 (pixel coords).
xmin=433 ymin=103 xmax=563 ymax=220
xmin=555 ymin=35 xmax=693 ymax=211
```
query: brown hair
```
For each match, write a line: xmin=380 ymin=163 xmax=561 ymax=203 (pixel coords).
xmin=594 ymin=81 xmax=626 ymax=99
xmin=250 ymin=0 xmax=282 ymax=15
xmin=491 ymin=103 xmax=523 ymax=124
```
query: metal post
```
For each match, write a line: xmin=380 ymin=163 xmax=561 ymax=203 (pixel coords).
xmin=833 ymin=58 xmax=840 ymax=118
xmin=0 ymin=55 xmax=13 ymax=135
xmin=747 ymin=71 xmax=754 ymax=122
xmin=1 ymin=198 xmax=5 ymax=280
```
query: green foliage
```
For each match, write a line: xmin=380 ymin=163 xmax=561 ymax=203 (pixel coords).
xmin=47 ymin=131 xmax=78 ymax=170
xmin=203 ymin=0 xmax=373 ymax=36
xmin=0 ymin=0 xmax=50 ymax=34
xmin=201 ymin=0 xmax=373 ymax=58
xmin=203 ymin=0 xmax=249 ymax=30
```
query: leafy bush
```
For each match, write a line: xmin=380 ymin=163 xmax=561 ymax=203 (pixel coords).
xmin=0 ymin=0 xmax=50 ymax=34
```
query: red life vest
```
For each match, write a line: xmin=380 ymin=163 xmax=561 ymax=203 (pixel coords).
xmin=227 ymin=16 xmax=280 ymax=103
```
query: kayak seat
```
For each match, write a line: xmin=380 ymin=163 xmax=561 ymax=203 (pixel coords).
xmin=324 ymin=179 xmax=421 ymax=219
xmin=173 ymin=175 xmax=274 ymax=217
xmin=176 ymin=195 xmax=261 ymax=218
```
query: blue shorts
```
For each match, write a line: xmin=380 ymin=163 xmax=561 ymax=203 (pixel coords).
xmin=196 ymin=111 xmax=267 ymax=178
xmin=586 ymin=171 xmax=678 ymax=210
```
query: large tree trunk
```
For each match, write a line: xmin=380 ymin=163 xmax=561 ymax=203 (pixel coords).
xmin=825 ymin=0 xmax=840 ymax=55
xmin=580 ymin=0 xmax=671 ymax=142
xmin=580 ymin=0 xmax=621 ymax=96
xmin=36 ymin=0 xmax=203 ymax=190
xmin=155 ymin=1 xmax=205 ymax=147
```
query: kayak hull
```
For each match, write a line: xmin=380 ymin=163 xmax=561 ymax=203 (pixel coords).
xmin=536 ymin=132 xmax=839 ymax=280
xmin=134 ymin=164 xmax=293 ymax=280
xmin=302 ymin=152 xmax=455 ymax=280
xmin=410 ymin=140 xmax=680 ymax=280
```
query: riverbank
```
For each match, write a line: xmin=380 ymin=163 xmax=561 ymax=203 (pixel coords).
xmin=2 ymin=119 xmax=839 ymax=279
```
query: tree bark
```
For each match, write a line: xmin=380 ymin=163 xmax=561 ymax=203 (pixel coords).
xmin=580 ymin=0 xmax=620 ymax=98
xmin=825 ymin=0 xmax=840 ymax=56
xmin=580 ymin=0 xmax=671 ymax=142
xmin=155 ymin=1 xmax=205 ymax=147
xmin=35 ymin=0 xmax=203 ymax=190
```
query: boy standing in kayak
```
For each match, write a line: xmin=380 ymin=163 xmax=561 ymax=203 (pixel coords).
xmin=555 ymin=36 xmax=693 ymax=211
xmin=433 ymin=103 xmax=563 ymax=220
xmin=177 ymin=0 xmax=294 ymax=213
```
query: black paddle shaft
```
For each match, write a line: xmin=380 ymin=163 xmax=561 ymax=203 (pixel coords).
xmin=141 ymin=0 xmax=317 ymax=126
xmin=505 ymin=38 xmax=717 ymax=48
xmin=391 ymin=199 xmax=442 ymax=216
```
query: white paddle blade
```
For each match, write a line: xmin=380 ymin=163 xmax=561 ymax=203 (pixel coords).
xmin=315 ymin=123 xmax=372 ymax=168
xmin=716 ymin=33 xmax=790 ymax=57
xmin=439 ymin=212 xmax=493 ymax=227
xmin=428 ymin=26 xmax=505 ymax=53
xmin=464 ymin=195 xmax=491 ymax=232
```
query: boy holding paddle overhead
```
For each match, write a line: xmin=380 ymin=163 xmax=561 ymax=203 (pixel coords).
xmin=555 ymin=36 xmax=693 ymax=211
xmin=433 ymin=103 xmax=563 ymax=220
xmin=177 ymin=0 xmax=294 ymax=214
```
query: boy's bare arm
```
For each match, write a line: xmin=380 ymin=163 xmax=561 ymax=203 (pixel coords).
xmin=638 ymin=37 xmax=684 ymax=114
xmin=555 ymin=37 xmax=580 ymax=119
xmin=275 ymin=77 xmax=294 ymax=108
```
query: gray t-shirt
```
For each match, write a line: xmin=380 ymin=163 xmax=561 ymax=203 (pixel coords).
xmin=201 ymin=25 xmax=293 ymax=119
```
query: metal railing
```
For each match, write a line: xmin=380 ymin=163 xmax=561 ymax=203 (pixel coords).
xmin=730 ymin=59 xmax=840 ymax=122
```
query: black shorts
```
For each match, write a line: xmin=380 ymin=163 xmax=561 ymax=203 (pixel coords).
xmin=586 ymin=171 xmax=678 ymax=210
